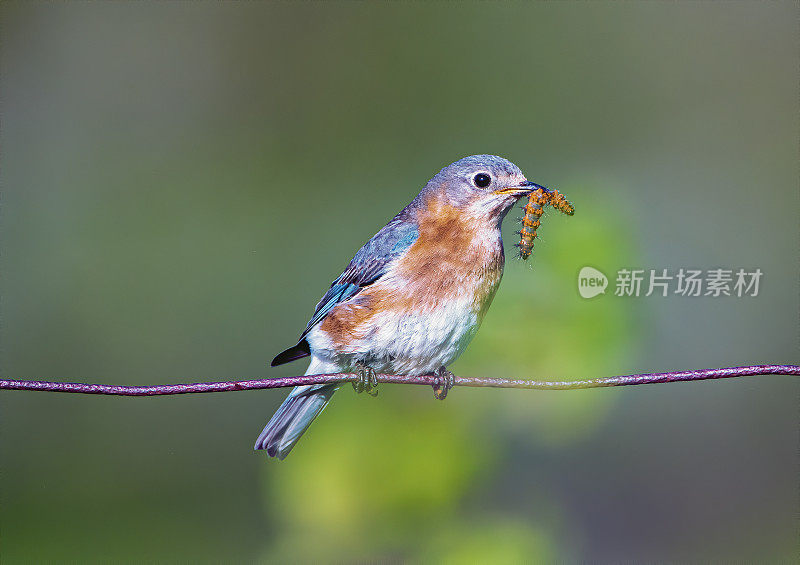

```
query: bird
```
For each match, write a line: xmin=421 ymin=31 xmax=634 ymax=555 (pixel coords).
xmin=255 ymin=154 xmax=549 ymax=459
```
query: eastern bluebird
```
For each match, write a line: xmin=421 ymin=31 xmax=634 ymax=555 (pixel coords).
xmin=255 ymin=155 xmax=548 ymax=459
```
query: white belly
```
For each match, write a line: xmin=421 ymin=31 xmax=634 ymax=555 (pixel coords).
xmin=307 ymin=296 xmax=482 ymax=374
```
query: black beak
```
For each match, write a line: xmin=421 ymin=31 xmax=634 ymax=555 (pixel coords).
xmin=493 ymin=180 xmax=550 ymax=197
xmin=519 ymin=180 xmax=550 ymax=193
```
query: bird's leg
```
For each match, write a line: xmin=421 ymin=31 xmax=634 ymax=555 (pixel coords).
xmin=432 ymin=366 xmax=455 ymax=400
xmin=352 ymin=363 xmax=379 ymax=397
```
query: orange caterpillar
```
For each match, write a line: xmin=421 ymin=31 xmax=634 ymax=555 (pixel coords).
xmin=548 ymin=189 xmax=575 ymax=217
xmin=517 ymin=187 xmax=574 ymax=260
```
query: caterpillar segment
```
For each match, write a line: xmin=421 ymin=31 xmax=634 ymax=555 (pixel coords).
xmin=517 ymin=187 xmax=575 ymax=261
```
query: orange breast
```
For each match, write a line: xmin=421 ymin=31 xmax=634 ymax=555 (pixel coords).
xmin=318 ymin=193 xmax=505 ymax=350
xmin=394 ymin=194 xmax=505 ymax=312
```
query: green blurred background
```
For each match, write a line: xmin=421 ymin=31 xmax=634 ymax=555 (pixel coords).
xmin=2 ymin=2 xmax=798 ymax=562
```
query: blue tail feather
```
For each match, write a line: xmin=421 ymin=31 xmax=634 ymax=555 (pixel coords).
xmin=254 ymin=383 xmax=338 ymax=459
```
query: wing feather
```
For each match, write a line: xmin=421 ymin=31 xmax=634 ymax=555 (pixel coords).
xmin=298 ymin=218 xmax=418 ymax=341
xmin=272 ymin=216 xmax=418 ymax=366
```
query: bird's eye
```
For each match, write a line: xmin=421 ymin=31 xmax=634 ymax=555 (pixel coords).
xmin=473 ymin=173 xmax=491 ymax=188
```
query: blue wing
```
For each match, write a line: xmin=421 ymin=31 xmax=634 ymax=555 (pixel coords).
xmin=271 ymin=217 xmax=418 ymax=366
xmin=300 ymin=218 xmax=419 ymax=339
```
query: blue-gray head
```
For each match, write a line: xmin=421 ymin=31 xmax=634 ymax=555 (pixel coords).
xmin=419 ymin=155 xmax=546 ymax=223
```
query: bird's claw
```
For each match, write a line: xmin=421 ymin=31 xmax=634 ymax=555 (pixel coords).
xmin=432 ymin=366 xmax=455 ymax=400
xmin=352 ymin=365 xmax=379 ymax=396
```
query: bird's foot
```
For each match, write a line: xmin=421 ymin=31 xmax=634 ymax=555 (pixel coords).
xmin=352 ymin=364 xmax=379 ymax=397
xmin=432 ymin=366 xmax=455 ymax=400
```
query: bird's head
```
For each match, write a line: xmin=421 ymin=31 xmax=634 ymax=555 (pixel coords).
xmin=419 ymin=154 xmax=546 ymax=226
